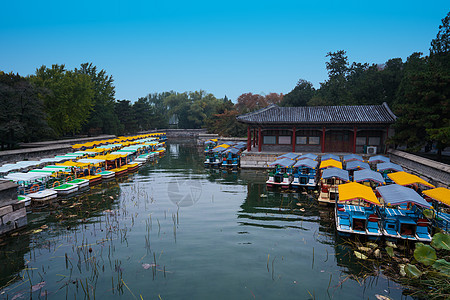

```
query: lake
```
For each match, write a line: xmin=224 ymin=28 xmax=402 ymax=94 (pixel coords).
xmin=0 ymin=140 xmax=412 ymax=299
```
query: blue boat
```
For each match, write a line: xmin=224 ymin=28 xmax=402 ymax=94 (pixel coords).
xmin=318 ymin=168 xmax=349 ymax=205
xmin=377 ymin=184 xmax=432 ymax=242
xmin=321 ymin=154 xmax=340 ymax=162
xmin=343 ymin=154 xmax=364 ymax=163
xmin=353 ymin=169 xmax=385 ymax=189
xmin=266 ymin=158 xmax=296 ymax=189
xmin=368 ymin=155 xmax=390 ymax=164
xmin=221 ymin=147 xmax=242 ymax=169
xmin=291 ymin=158 xmax=318 ymax=190
xmin=297 ymin=153 xmax=318 ymax=161
xmin=335 ymin=182 xmax=382 ymax=239
xmin=376 ymin=162 xmax=403 ymax=184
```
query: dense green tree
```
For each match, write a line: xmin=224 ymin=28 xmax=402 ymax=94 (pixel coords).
xmin=0 ymin=72 xmax=52 ymax=149
xmin=280 ymin=79 xmax=314 ymax=107
xmin=75 ymin=63 xmax=121 ymax=135
xmin=31 ymin=64 xmax=94 ymax=136
xmin=114 ymin=100 xmax=137 ymax=134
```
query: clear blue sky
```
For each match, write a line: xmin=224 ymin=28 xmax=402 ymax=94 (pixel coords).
xmin=1 ymin=1 xmax=448 ymax=102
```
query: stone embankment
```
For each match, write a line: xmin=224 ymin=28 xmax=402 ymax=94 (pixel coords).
xmin=0 ymin=180 xmax=26 ymax=235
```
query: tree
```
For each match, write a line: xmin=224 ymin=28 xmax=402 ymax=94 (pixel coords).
xmin=31 ymin=64 xmax=94 ymax=136
xmin=114 ymin=100 xmax=137 ymax=134
xmin=320 ymin=50 xmax=351 ymax=105
xmin=75 ymin=63 xmax=120 ymax=135
xmin=280 ymin=79 xmax=315 ymax=107
xmin=430 ymin=11 xmax=450 ymax=56
xmin=0 ymin=72 xmax=52 ymax=149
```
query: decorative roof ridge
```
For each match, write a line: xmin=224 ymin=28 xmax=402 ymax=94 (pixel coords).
xmin=382 ymin=102 xmax=397 ymax=120
xmin=236 ymin=103 xmax=279 ymax=120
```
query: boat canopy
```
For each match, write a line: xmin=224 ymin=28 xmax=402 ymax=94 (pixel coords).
xmin=29 ymin=168 xmax=57 ymax=174
xmin=268 ymin=158 xmax=296 ymax=168
xmin=343 ymin=154 xmax=363 ymax=162
xmin=377 ymin=162 xmax=403 ymax=172
xmin=223 ymin=147 xmax=241 ymax=155
xmin=423 ymin=188 xmax=450 ymax=207
xmin=40 ymin=157 xmax=69 ymax=163
xmin=293 ymin=158 xmax=318 ymax=169
xmin=5 ymin=172 xmax=51 ymax=181
xmin=204 ymin=140 xmax=216 ymax=145
xmin=368 ymin=155 xmax=390 ymax=163
xmin=338 ymin=182 xmax=380 ymax=205
xmin=321 ymin=167 xmax=349 ymax=181
xmin=77 ymin=158 xmax=106 ymax=164
xmin=345 ymin=161 xmax=370 ymax=171
xmin=353 ymin=169 xmax=385 ymax=184
xmin=212 ymin=146 xmax=229 ymax=153
xmin=319 ymin=159 xmax=342 ymax=169
xmin=297 ymin=153 xmax=318 ymax=161
xmin=321 ymin=154 xmax=340 ymax=161
xmin=43 ymin=166 xmax=72 ymax=172
xmin=275 ymin=153 xmax=299 ymax=160
xmin=388 ymin=171 xmax=435 ymax=188
xmin=376 ymin=184 xmax=431 ymax=208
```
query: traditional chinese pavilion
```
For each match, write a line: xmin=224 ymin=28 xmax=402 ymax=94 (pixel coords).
xmin=236 ymin=103 xmax=397 ymax=154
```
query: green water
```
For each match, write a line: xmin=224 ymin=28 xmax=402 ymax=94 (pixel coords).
xmin=0 ymin=140 xmax=412 ymax=299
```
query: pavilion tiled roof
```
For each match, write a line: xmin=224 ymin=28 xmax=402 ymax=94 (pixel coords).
xmin=236 ymin=103 xmax=397 ymax=125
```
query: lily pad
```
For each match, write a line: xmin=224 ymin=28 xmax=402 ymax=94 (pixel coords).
xmin=431 ymin=233 xmax=450 ymax=250
xmin=414 ymin=243 xmax=437 ymax=266
xmin=354 ymin=251 xmax=368 ymax=260
xmin=385 ymin=246 xmax=395 ymax=258
xmin=366 ymin=242 xmax=378 ymax=249
xmin=358 ymin=246 xmax=372 ymax=253
xmin=405 ymin=264 xmax=423 ymax=278
xmin=432 ymin=259 xmax=450 ymax=275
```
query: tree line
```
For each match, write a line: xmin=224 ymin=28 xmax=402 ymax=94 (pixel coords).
xmin=1 ymin=12 xmax=448 ymax=157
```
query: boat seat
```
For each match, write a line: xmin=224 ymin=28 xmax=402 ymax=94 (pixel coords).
xmin=416 ymin=226 xmax=431 ymax=240
xmin=367 ymin=221 xmax=379 ymax=233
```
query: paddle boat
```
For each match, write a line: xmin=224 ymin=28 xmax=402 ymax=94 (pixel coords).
xmin=422 ymin=187 xmax=450 ymax=233
xmin=345 ymin=160 xmax=370 ymax=181
xmin=67 ymin=178 xmax=90 ymax=189
xmin=28 ymin=189 xmax=58 ymax=203
xmin=266 ymin=158 xmax=296 ymax=189
xmin=204 ymin=139 xmax=218 ymax=153
xmin=377 ymin=162 xmax=404 ymax=183
xmin=96 ymin=170 xmax=115 ymax=179
xmin=52 ymin=183 xmax=79 ymax=195
xmin=368 ymin=155 xmax=390 ymax=168
xmin=318 ymin=168 xmax=349 ymax=205
xmin=209 ymin=144 xmax=230 ymax=168
xmin=221 ymin=147 xmax=242 ymax=169
xmin=353 ymin=169 xmax=385 ymax=189
xmin=343 ymin=154 xmax=364 ymax=163
xmin=319 ymin=158 xmax=343 ymax=170
xmin=291 ymin=158 xmax=318 ymax=190
xmin=335 ymin=182 xmax=382 ymax=239
xmin=377 ymin=184 xmax=432 ymax=242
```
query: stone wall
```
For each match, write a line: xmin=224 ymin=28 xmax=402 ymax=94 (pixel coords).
xmin=240 ymin=152 xmax=280 ymax=169
xmin=0 ymin=180 xmax=27 ymax=236
xmin=388 ymin=150 xmax=450 ymax=187
xmin=142 ymin=129 xmax=207 ymax=138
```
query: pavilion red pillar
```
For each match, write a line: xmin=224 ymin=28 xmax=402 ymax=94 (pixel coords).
xmin=292 ymin=127 xmax=296 ymax=152
xmin=385 ymin=126 xmax=389 ymax=154
xmin=353 ymin=126 xmax=357 ymax=154
xmin=321 ymin=126 xmax=326 ymax=153
xmin=253 ymin=129 xmax=256 ymax=147
xmin=247 ymin=127 xmax=251 ymax=152
xmin=258 ymin=127 xmax=262 ymax=152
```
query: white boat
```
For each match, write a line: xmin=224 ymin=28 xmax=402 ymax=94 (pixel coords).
xmin=52 ymin=183 xmax=79 ymax=195
xmin=67 ymin=178 xmax=90 ymax=189
xmin=97 ymin=170 xmax=115 ymax=179
xmin=29 ymin=189 xmax=58 ymax=202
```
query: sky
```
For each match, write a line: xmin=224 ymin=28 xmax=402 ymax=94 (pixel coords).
xmin=1 ymin=1 xmax=449 ymax=102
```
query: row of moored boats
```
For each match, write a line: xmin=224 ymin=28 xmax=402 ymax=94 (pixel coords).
xmin=204 ymin=140 xmax=247 ymax=169
xmin=265 ymin=152 xmax=450 ymax=242
xmin=0 ymin=133 xmax=167 ymax=207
